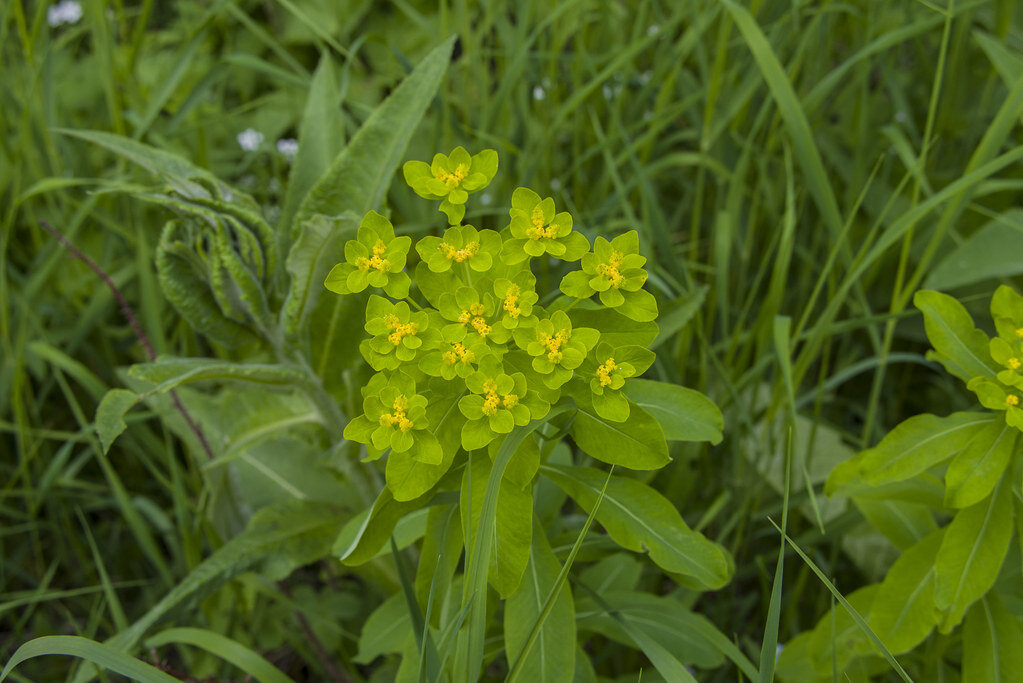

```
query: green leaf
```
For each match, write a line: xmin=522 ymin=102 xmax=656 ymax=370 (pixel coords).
xmin=826 ymin=412 xmax=993 ymax=493
xmin=461 ymin=453 xmax=533 ymax=599
xmin=279 ymin=53 xmax=344 ymax=237
xmin=145 ymin=628 xmax=296 ymax=683
xmin=926 ymin=210 xmax=1023 ymax=290
xmin=565 ymin=305 xmax=658 ymax=348
xmin=945 ymin=422 xmax=1016 ymax=508
xmin=853 ymin=498 xmax=937 ymax=551
xmin=935 ymin=477 xmax=1013 ymax=632
xmin=2 ymin=635 xmax=180 ymax=683
xmin=624 ymin=379 xmax=723 ymax=444
xmin=504 ymin=522 xmax=576 ymax=683
xmin=334 ymin=487 xmax=433 ymax=566
xmin=293 ymin=37 xmax=456 ymax=233
xmin=540 ymin=465 xmax=732 ymax=589
xmin=354 ymin=593 xmax=412 ymax=664
xmin=281 ymin=214 xmax=357 ymax=340
xmin=70 ymin=502 xmax=343 ymax=683
xmin=914 ymin=290 xmax=998 ymax=383
xmin=962 ymin=594 xmax=1023 ymax=682
xmin=574 ymin=591 xmax=727 ymax=670
xmin=127 ymin=359 xmax=310 ymax=397
xmin=565 ymin=384 xmax=669 ymax=470
xmin=95 ymin=389 xmax=141 ymax=454
xmin=414 ymin=505 xmax=463 ymax=624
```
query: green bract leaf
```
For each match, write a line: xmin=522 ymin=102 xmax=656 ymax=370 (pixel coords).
xmin=404 ymin=147 xmax=499 ymax=224
xmin=503 ymin=187 xmax=589 ymax=263
xmin=944 ymin=421 xmax=1016 ymax=508
xmin=914 ymin=290 xmax=998 ymax=383
xmin=624 ymin=378 xmax=723 ymax=444
xmin=324 ymin=211 xmax=411 ymax=297
xmin=564 ymin=383 xmax=669 ymax=470
xmin=540 ymin=465 xmax=733 ymax=589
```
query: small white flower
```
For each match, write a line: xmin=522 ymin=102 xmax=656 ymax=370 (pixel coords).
xmin=533 ymin=86 xmax=546 ymax=101
xmin=639 ymin=70 xmax=652 ymax=85
xmin=647 ymin=24 xmax=660 ymax=36
xmin=603 ymin=84 xmax=614 ymax=100
xmin=549 ymin=177 xmax=561 ymax=191
xmin=480 ymin=193 xmax=492 ymax=206
xmin=47 ymin=0 xmax=83 ymax=27
xmin=237 ymin=128 xmax=264 ymax=152
xmin=276 ymin=137 xmax=299 ymax=160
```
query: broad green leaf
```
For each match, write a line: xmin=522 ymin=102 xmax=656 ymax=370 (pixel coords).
xmin=144 ymin=628 xmax=296 ymax=683
xmin=279 ymin=53 xmax=344 ymax=236
xmin=565 ymin=384 xmax=669 ymax=470
xmin=566 ymin=305 xmax=659 ymax=348
xmin=826 ymin=412 xmax=993 ymax=492
xmin=914 ymin=290 xmax=998 ymax=383
xmin=578 ymin=553 xmax=643 ymax=594
xmin=334 ymin=487 xmax=434 ymax=566
xmin=385 ymin=432 xmax=454 ymax=502
xmin=540 ymin=465 xmax=732 ymax=589
xmin=853 ymin=498 xmax=937 ymax=551
xmin=867 ymin=527 xmax=944 ymax=654
xmin=281 ymin=214 xmax=357 ymax=340
xmin=2 ymin=636 xmax=179 ymax=683
xmin=926 ymin=210 xmax=1023 ymax=290
xmin=806 ymin=585 xmax=880 ymax=675
xmin=293 ymin=36 xmax=456 ymax=232
xmin=962 ymin=594 xmax=1023 ymax=682
xmin=935 ymin=477 xmax=1013 ymax=632
xmin=945 ymin=422 xmax=1016 ymax=508
xmin=71 ymin=502 xmax=343 ymax=683
xmin=624 ymin=378 xmax=723 ymax=444
xmin=354 ymin=593 xmax=412 ymax=665
xmin=461 ymin=453 xmax=532 ymax=599
xmin=650 ymin=285 xmax=708 ymax=350
xmin=504 ymin=522 xmax=576 ymax=683
xmin=414 ymin=504 xmax=462 ymax=625
xmin=95 ymin=389 xmax=140 ymax=454
xmin=575 ymin=591 xmax=726 ymax=670
xmin=128 ymin=358 xmax=310 ymax=394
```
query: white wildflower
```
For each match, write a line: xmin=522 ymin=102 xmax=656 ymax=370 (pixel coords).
xmin=533 ymin=86 xmax=546 ymax=101
xmin=276 ymin=138 xmax=299 ymax=161
xmin=237 ymin=128 xmax=264 ymax=152
xmin=47 ymin=0 xmax=83 ymax=27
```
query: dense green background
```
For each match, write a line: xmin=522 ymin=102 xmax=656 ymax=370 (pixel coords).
xmin=3 ymin=0 xmax=1023 ymax=680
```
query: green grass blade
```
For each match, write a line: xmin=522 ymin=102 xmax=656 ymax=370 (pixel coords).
xmin=1 ymin=635 xmax=180 ymax=683
xmin=144 ymin=628 xmax=297 ymax=683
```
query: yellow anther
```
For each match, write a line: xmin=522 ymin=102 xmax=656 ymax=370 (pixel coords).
xmin=596 ymin=357 xmax=617 ymax=387
xmin=356 ymin=252 xmax=391 ymax=272
xmin=443 ymin=343 xmax=474 ymax=366
xmin=471 ymin=317 xmax=491 ymax=338
xmin=502 ymin=394 xmax=519 ymax=408
xmin=526 ymin=205 xmax=558 ymax=240
xmin=458 ymin=310 xmax=471 ymax=324
xmin=539 ymin=329 xmax=570 ymax=362
xmin=380 ymin=395 xmax=414 ymax=431
xmin=372 ymin=240 xmax=387 ymax=256
xmin=482 ymin=379 xmax=498 ymax=394
xmin=480 ymin=379 xmax=503 ymax=416
xmin=1010 ymin=358 xmax=1021 ymax=370
xmin=503 ymin=284 xmax=522 ymax=318
xmin=1008 ymin=395 xmax=1020 ymax=407
xmin=436 ymin=163 xmax=469 ymax=189
xmin=1016 ymin=328 xmax=1023 ymax=339
xmin=386 ymin=321 xmax=419 ymax=346
xmin=596 ymin=250 xmax=626 ymax=289
xmin=469 ymin=303 xmax=485 ymax=316
xmin=439 ymin=240 xmax=480 ymax=262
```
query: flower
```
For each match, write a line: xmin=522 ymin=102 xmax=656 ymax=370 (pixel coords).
xmin=324 ymin=211 xmax=412 ymax=298
xmin=502 ymin=187 xmax=589 ymax=264
xmin=436 ymin=286 xmax=511 ymax=349
xmin=416 ymin=224 xmax=502 ymax=274
xmin=513 ymin=310 xmax=599 ymax=389
xmin=47 ymin=0 xmax=82 ymax=27
xmin=560 ymin=230 xmax=658 ymax=322
xmin=580 ymin=342 xmax=655 ymax=421
xmin=458 ymin=356 xmax=548 ymax=450
xmin=493 ymin=270 xmax=539 ymax=330
xmin=342 ymin=372 xmax=441 ymax=464
xmin=276 ymin=138 xmax=299 ymax=161
xmin=419 ymin=328 xmax=487 ymax=380
xmin=403 ymin=147 xmax=498 ymax=225
xmin=236 ymin=128 xmax=264 ymax=151
xmin=360 ymin=296 xmax=435 ymax=371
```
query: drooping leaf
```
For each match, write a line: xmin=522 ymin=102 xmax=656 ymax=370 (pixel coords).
xmin=2 ymin=636 xmax=179 ymax=683
xmin=540 ymin=465 xmax=732 ymax=589
xmin=334 ymin=487 xmax=435 ymax=566
xmin=504 ymin=521 xmax=576 ymax=683
xmin=95 ymin=389 xmax=141 ymax=454
xmin=624 ymin=378 xmax=723 ymax=444
xmin=128 ymin=358 xmax=310 ymax=393
xmin=281 ymin=214 xmax=357 ymax=340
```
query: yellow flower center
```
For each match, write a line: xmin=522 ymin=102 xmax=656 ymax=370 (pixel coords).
xmin=439 ymin=240 xmax=480 ymax=262
xmin=1007 ymin=394 xmax=1020 ymax=407
xmin=457 ymin=310 xmax=471 ymax=324
xmin=596 ymin=357 xmax=618 ymax=387
xmin=442 ymin=342 xmax=474 ymax=366
xmin=480 ymin=379 xmax=516 ymax=416
xmin=539 ymin=329 xmax=570 ymax=363
xmin=471 ymin=317 xmax=491 ymax=338
xmin=1010 ymin=358 xmax=1021 ymax=370
xmin=595 ymin=250 xmax=626 ymax=289
xmin=379 ymin=395 xmax=415 ymax=432
xmin=503 ymin=284 xmax=522 ymax=319
xmin=1016 ymin=328 xmax=1023 ymax=339
xmin=526 ymin=205 xmax=559 ymax=240
xmin=356 ymin=240 xmax=391 ymax=272
xmin=383 ymin=314 xmax=419 ymax=346
xmin=436 ymin=163 xmax=469 ymax=189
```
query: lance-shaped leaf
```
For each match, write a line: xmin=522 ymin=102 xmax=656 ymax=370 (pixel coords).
xmin=825 ymin=412 xmax=993 ymax=494
xmin=962 ymin=594 xmax=1023 ymax=682
xmin=540 ymin=465 xmax=732 ymax=589
xmin=503 ymin=520 xmax=576 ymax=683
xmin=95 ymin=389 xmax=141 ymax=454
xmin=935 ymin=477 xmax=1013 ymax=633
xmin=944 ymin=421 xmax=1016 ymax=508
xmin=914 ymin=290 xmax=998 ymax=383
xmin=624 ymin=378 xmax=723 ymax=444
xmin=564 ymin=383 xmax=669 ymax=470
